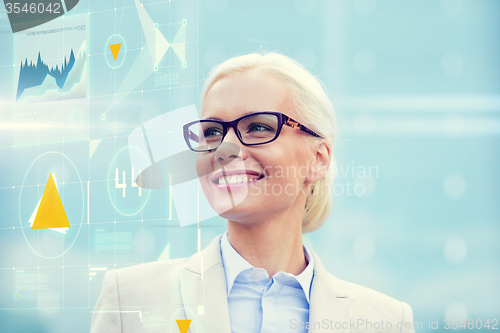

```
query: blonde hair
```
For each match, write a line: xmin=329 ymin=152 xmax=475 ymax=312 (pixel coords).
xmin=200 ymin=52 xmax=338 ymax=233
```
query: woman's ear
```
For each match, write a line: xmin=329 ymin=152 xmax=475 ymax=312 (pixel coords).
xmin=306 ymin=140 xmax=331 ymax=183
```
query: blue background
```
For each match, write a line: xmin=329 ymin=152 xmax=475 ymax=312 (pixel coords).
xmin=0 ymin=0 xmax=499 ymax=332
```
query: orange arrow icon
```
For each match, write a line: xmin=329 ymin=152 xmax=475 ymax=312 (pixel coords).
xmin=109 ymin=43 xmax=122 ymax=61
xmin=32 ymin=173 xmax=70 ymax=230
xmin=176 ymin=319 xmax=191 ymax=333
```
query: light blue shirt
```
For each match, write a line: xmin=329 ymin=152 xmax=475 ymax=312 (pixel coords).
xmin=220 ymin=231 xmax=314 ymax=333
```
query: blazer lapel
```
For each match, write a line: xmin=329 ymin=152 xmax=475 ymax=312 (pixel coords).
xmin=309 ymin=249 xmax=356 ymax=333
xmin=180 ymin=234 xmax=231 ymax=333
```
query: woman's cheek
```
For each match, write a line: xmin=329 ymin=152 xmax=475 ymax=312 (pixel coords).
xmin=195 ymin=153 xmax=214 ymax=179
xmin=248 ymin=183 xmax=261 ymax=197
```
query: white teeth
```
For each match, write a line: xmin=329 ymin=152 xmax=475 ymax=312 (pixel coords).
xmin=216 ymin=175 xmax=261 ymax=185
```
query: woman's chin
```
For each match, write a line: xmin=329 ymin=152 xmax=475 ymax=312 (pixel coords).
xmin=208 ymin=192 xmax=249 ymax=216
xmin=213 ymin=201 xmax=257 ymax=221
xmin=202 ymin=183 xmax=251 ymax=216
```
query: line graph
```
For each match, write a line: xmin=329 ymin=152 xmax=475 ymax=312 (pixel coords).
xmin=16 ymin=47 xmax=86 ymax=102
xmin=13 ymin=13 xmax=88 ymax=105
xmin=12 ymin=13 xmax=89 ymax=146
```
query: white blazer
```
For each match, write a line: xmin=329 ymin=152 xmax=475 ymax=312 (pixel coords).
xmin=90 ymin=234 xmax=414 ymax=333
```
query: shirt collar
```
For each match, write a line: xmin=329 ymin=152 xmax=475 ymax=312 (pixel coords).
xmin=220 ymin=231 xmax=315 ymax=303
xmin=220 ymin=231 xmax=254 ymax=296
xmin=296 ymin=243 xmax=315 ymax=303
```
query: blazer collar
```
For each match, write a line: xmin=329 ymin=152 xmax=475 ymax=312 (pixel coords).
xmin=180 ymin=234 xmax=231 ymax=333
xmin=180 ymin=234 xmax=355 ymax=333
xmin=308 ymin=247 xmax=356 ymax=333
xmin=183 ymin=233 xmax=224 ymax=275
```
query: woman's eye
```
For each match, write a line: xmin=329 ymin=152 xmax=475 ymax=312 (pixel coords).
xmin=248 ymin=123 xmax=274 ymax=132
xmin=204 ymin=128 xmax=222 ymax=137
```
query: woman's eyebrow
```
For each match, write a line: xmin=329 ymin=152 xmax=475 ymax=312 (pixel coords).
xmin=201 ymin=110 xmax=258 ymax=121
xmin=201 ymin=116 xmax=223 ymax=121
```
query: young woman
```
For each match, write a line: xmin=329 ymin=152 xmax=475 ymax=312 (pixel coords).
xmin=91 ymin=53 xmax=415 ymax=333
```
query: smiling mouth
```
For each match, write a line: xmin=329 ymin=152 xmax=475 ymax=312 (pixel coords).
xmin=213 ymin=174 xmax=264 ymax=185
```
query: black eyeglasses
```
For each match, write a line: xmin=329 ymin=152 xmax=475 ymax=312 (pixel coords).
xmin=183 ymin=111 xmax=322 ymax=152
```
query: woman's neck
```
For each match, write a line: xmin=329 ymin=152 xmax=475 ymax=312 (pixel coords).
xmin=226 ymin=215 xmax=307 ymax=278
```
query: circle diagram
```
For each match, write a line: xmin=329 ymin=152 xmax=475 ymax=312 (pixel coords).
xmin=18 ymin=152 xmax=84 ymax=259
xmin=105 ymin=34 xmax=126 ymax=69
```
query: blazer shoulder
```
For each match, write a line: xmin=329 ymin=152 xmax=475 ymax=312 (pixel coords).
xmin=91 ymin=258 xmax=193 ymax=333
xmin=114 ymin=257 xmax=189 ymax=282
xmin=108 ymin=257 xmax=190 ymax=307
xmin=339 ymin=278 xmax=401 ymax=306
xmin=329 ymin=275 xmax=414 ymax=330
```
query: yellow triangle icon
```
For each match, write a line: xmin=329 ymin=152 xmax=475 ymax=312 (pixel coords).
xmin=176 ymin=319 xmax=192 ymax=333
xmin=109 ymin=43 xmax=122 ymax=61
xmin=32 ymin=173 xmax=70 ymax=230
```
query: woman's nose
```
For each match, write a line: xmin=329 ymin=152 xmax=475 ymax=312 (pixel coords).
xmin=212 ymin=128 xmax=243 ymax=166
xmin=213 ymin=142 xmax=240 ymax=168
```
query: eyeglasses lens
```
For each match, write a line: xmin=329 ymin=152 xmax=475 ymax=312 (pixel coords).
xmin=187 ymin=114 xmax=279 ymax=151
